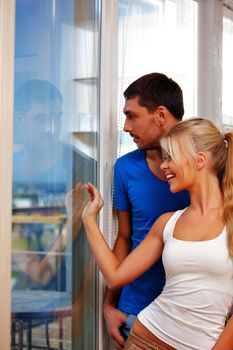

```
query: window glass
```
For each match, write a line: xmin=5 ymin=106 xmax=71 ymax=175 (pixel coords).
xmin=222 ymin=10 xmax=233 ymax=130
xmin=11 ymin=1 xmax=99 ymax=349
xmin=118 ymin=0 xmax=197 ymax=156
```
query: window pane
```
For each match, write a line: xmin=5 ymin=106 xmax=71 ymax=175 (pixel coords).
xmin=12 ymin=1 xmax=99 ymax=349
xmin=118 ymin=0 xmax=197 ymax=156
xmin=223 ymin=10 xmax=233 ymax=130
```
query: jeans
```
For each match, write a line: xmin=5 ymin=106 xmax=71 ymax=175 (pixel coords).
xmin=120 ymin=314 xmax=137 ymax=340
xmin=124 ymin=328 xmax=173 ymax=350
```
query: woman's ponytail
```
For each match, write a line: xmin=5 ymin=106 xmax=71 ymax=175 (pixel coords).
xmin=222 ymin=132 xmax=233 ymax=257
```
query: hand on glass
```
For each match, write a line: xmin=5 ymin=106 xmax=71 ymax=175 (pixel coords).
xmin=82 ymin=183 xmax=104 ymax=221
xmin=60 ymin=182 xmax=87 ymax=243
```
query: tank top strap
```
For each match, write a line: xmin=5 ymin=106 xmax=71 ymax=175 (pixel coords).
xmin=163 ymin=208 xmax=187 ymax=242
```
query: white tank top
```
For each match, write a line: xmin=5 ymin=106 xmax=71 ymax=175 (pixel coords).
xmin=138 ymin=209 xmax=233 ymax=350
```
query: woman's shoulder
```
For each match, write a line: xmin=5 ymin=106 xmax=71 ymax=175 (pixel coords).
xmin=150 ymin=211 xmax=175 ymax=238
xmin=157 ymin=211 xmax=176 ymax=228
xmin=154 ymin=209 xmax=188 ymax=240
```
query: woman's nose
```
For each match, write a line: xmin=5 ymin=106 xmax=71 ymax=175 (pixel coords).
xmin=160 ymin=159 xmax=168 ymax=171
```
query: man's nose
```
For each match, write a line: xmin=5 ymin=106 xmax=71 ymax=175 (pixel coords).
xmin=123 ymin=119 xmax=132 ymax=132
xmin=44 ymin=119 xmax=55 ymax=133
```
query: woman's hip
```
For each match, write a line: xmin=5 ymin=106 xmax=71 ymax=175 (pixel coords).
xmin=124 ymin=319 xmax=176 ymax=350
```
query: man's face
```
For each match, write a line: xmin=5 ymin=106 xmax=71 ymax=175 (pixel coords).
xmin=123 ymin=96 xmax=163 ymax=149
xmin=17 ymin=98 xmax=62 ymax=152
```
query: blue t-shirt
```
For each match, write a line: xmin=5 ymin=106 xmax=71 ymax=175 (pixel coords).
xmin=114 ymin=149 xmax=190 ymax=315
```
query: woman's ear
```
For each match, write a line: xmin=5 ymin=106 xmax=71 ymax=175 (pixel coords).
xmin=196 ymin=151 xmax=206 ymax=170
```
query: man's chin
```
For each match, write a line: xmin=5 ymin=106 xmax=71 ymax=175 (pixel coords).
xmin=133 ymin=139 xmax=160 ymax=151
xmin=140 ymin=145 xmax=161 ymax=151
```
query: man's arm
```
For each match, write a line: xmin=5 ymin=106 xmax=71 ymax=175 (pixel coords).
xmin=103 ymin=210 xmax=132 ymax=350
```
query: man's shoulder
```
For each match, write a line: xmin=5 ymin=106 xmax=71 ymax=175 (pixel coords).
xmin=62 ymin=144 xmax=96 ymax=183
xmin=62 ymin=144 xmax=93 ymax=161
xmin=115 ymin=149 xmax=145 ymax=165
xmin=62 ymin=144 xmax=96 ymax=168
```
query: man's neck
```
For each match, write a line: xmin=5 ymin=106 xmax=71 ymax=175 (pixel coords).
xmin=146 ymin=148 xmax=162 ymax=161
xmin=145 ymin=149 xmax=166 ymax=181
xmin=23 ymin=141 xmax=63 ymax=159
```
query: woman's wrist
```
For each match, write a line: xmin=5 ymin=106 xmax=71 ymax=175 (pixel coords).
xmin=82 ymin=214 xmax=97 ymax=226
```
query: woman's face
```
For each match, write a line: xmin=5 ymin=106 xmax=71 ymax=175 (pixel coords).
xmin=160 ymin=153 xmax=195 ymax=193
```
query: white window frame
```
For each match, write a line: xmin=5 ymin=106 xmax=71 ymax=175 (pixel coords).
xmin=197 ymin=0 xmax=223 ymax=126
xmin=98 ymin=0 xmax=118 ymax=348
xmin=0 ymin=1 xmax=15 ymax=349
xmin=222 ymin=1 xmax=233 ymax=129
xmin=0 ymin=1 xmax=232 ymax=349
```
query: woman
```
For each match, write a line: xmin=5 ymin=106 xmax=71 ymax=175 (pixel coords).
xmin=82 ymin=118 xmax=233 ymax=350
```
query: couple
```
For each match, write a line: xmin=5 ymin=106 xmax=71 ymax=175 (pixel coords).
xmin=82 ymin=112 xmax=233 ymax=349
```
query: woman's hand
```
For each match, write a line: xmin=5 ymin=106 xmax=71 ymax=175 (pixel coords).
xmin=82 ymin=183 xmax=104 ymax=222
xmin=65 ymin=183 xmax=86 ymax=239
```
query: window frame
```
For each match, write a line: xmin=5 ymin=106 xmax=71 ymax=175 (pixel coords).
xmin=1 ymin=1 xmax=233 ymax=349
xmin=0 ymin=1 xmax=15 ymax=348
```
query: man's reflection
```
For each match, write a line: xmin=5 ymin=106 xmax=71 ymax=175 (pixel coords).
xmin=12 ymin=79 xmax=94 ymax=292
xmin=14 ymin=79 xmax=63 ymax=181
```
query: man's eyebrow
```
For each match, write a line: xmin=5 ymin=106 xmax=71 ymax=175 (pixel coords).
xmin=123 ymin=109 xmax=132 ymax=115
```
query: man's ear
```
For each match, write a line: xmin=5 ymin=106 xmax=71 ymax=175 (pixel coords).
xmin=156 ymin=106 xmax=167 ymax=126
xmin=196 ymin=151 xmax=206 ymax=170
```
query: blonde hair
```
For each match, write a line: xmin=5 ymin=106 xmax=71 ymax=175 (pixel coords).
xmin=160 ymin=117 xmax=233 ymax=257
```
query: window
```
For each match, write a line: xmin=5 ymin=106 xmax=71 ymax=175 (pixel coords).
xmin=117 ymin=0 xmax=198 ymax=156
xmin=11 ymin=1 xmax=99 ymax=349
xmin=222 ymin=7 xmax=233 ymax=130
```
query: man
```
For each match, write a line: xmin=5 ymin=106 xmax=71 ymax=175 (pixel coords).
xmin=12 ymin=79 xmax=94 ymax=290
xmin=103 ymin=73 xmax=190 ymax=349
xmin=12 ymin=79 xmax=96 ymax=349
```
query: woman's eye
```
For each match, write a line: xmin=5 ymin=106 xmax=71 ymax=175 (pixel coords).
xmin=163 ymin=155 xmax=172 ymax=162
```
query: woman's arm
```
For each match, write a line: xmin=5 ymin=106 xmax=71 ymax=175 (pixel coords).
xmin=211 ymin=314 xmax=233 ymax=350
xmin=13 ymin=183 xmax=86 ymax=284
xmin=82 ymin=183 xmax=170 ymax=289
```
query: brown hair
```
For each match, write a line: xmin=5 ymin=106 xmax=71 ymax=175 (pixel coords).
xmin=124 ymin=73 xmax=184 ymax=120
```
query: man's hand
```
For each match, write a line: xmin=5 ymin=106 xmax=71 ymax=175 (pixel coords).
xmin=103 ymin=210 xmax=132 ymax=349
xmin=104 ymin=304 xmax=127 ymax=350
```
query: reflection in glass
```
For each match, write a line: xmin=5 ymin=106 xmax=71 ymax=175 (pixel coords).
xmin=12 ymin=1 xmax=99 ymax=349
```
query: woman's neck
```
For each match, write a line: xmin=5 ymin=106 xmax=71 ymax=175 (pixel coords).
xmin=188 ymin=174 xmax=223 ymax=215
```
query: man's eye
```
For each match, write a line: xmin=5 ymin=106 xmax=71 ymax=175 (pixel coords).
xmin=34 ymin=114 xmax=47 ymax=124
xmin=128 ymin=115 xmax=135 ymax=120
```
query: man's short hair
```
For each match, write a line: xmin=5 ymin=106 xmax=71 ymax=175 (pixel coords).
xmin=14 ymin=79 xmax=63 ymax=114
xmin=124 ymin=73 xmax=184 ymax=120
